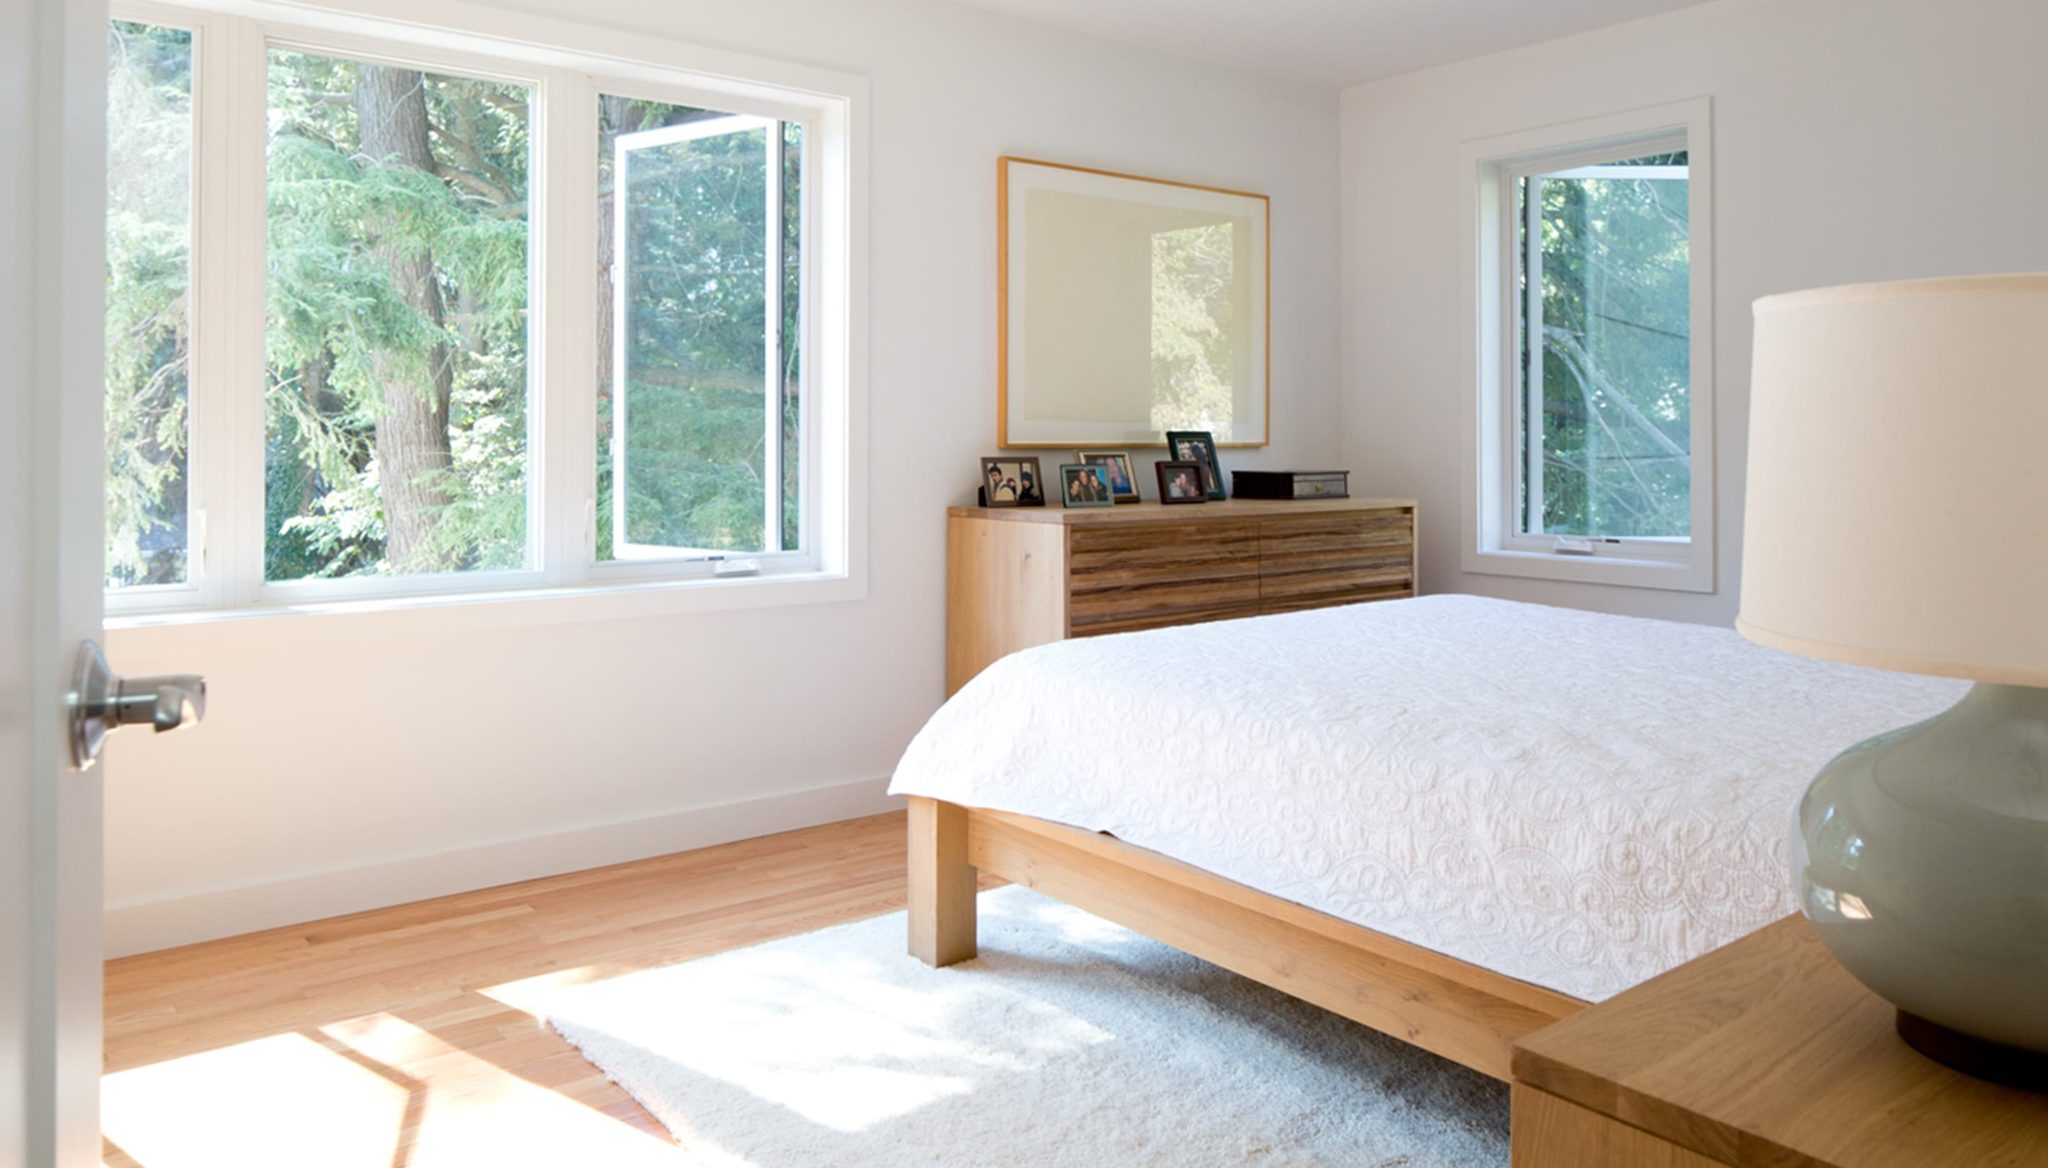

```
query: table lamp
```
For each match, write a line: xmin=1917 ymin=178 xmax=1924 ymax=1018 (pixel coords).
xmin=1740 ymin=273 xmax=2047 ymax=1089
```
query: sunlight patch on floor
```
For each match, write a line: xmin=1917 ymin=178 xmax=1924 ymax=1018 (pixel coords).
xmin=482 ymin=965 xmax=613 ymax=1017
xmin=103 ymin=1013 xmax=686 ymax=1167
xmin=103 ymin=1031 xmax=408 ymax=1168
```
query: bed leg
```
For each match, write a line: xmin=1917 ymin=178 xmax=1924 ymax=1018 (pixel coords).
xmin=908 ymin=797 xmax=977 ymax=966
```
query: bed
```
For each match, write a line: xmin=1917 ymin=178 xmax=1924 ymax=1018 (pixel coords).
xmin=887 ymin=594 xmax=1964 ymax=1079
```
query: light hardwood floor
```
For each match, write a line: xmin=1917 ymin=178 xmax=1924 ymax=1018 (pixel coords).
xmin=102 ymin=812 xmax=933 ymax=1167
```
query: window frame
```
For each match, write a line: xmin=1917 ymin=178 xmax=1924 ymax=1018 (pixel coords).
xmin=1461 ymin=99 xmax=1715 ymax=594
xmin=102 ymin=0 xmax=865 ymax=622
xmin=603 ymin=110 xmax=803 ymax=570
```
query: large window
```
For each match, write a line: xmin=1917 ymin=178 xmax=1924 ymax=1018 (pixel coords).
xmin=1466 ymin=101 xmax=1714 ymax=592
xmin=103 ymin=3 xmax=856 ymax=615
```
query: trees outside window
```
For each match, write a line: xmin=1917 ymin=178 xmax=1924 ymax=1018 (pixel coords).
xmin=597 ymin=100 xmax=802 ymax=561
xmin=102 ymin=6 xmax=849 ymax=613
xmin=264 ymin=49 xmax=532 ymax=580
xmin=105 ymin=20 xmax=193 ymax=588
xmin=1516 ymin=154 xmax=1690 ymax=541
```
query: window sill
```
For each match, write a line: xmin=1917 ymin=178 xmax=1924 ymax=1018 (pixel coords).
xmin=103 ymin=568 xmax=865 ymax=656
xmin=1462 ymin=546 xmax=1713 ymax=594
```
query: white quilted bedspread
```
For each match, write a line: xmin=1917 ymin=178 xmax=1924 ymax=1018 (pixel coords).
xmin=889 ymin=594 xmax=1965 ymax=1001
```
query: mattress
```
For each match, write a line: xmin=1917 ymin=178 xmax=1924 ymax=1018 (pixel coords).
xmin=888 ymin=594 xmax=1965 ymax=1001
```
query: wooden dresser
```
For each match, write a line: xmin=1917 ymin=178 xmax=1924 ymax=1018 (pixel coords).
xmin=945 ymin=497 xmax=1417 ymax=694
xmin=1511 ymin=914 xmax=2048 ymax=1167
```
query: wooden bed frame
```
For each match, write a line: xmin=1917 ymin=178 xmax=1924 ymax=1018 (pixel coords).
xmin=907 ymin=796 xmax=1585 ymax=1081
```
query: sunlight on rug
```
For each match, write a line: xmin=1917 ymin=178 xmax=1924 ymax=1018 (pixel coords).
xmin=101 ymin=1012 xmax=681 ymax=1168
xmin=541 ymin=886 xmax=1507 ymax=1166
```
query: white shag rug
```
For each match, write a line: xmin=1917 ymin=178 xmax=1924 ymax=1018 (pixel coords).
xmin=544 ymin=886 xmax=1508 ymax=1166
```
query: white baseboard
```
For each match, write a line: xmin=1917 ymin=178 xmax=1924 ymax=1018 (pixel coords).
xmin=104 ymin=776 xmax=903 ymax=959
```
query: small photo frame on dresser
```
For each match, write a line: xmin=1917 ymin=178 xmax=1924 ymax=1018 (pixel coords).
xmin=1155 ymin=461 xmax=1209 ymax=504
xmin=1075 ymin=451 xmax=1141 ymax=503
xmin=1164 ymin=430 xmax=1227 ymax=499
xmin=979 ymin=457 xmax=1045 ymax=507
xmin=1059 ymin=463 xmax=1116 ymax=508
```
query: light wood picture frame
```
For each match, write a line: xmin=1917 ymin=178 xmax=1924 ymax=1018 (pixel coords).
xmin=998 ymin=157 xmax=1270 ymax=449
xmin=1075 ymin=450 xmax=1141 ymax=503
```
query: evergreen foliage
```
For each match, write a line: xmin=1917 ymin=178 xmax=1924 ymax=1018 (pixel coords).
xmin=1521 ymin=152 xmax=1691 ymax=539
xmin=105 ymin=27 xmax=803 ymax=587
xmin=105 ymin=21 xmax=194 ymax=586
xmin=596 ymin=102 xmax=802 ymax=559
xmin=261 ymin=49 xmax=531 ymax=579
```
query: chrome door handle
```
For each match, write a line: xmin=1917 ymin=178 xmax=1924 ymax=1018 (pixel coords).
xmin=68 ymin=640 xmax=206 ymax=770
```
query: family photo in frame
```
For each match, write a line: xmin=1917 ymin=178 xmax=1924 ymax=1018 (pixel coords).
xmin=1076 ymin=451 xmax=1140 ymax=504
xmin=1164 ymin=430 xmax=1228 ymax=500
xmin=1059 ymin=463 xmax=1116 ymax=508
xmin=979 ymin=457 xmax=1045 ymax=506
xmin=1156 ymin=461 xmax=1208 ymax=504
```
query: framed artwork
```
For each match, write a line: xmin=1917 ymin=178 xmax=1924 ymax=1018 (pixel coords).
xmin=1156 ymin=461 xmax=1209 ymax=505
xmin=1076 ymin=450 xmax=1140 ymax=504
xmin=1164 ymin=430 xmax=1227 ymax=500
xmin=980 ymin=457 xmax=1045 ymax=507
xmin=998 ymin=157 xmax=1270 ymax=449
xmin=1059 ymin=463 xmax=1116 ymax=508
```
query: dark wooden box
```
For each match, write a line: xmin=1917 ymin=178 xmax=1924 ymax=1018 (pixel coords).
xmin=1230 ymin=470 xmax=1350 ymax=500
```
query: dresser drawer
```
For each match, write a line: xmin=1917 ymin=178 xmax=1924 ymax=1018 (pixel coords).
xmin=1068 ymin=601 xmax=1264 ymax=638
xmin=1257 ymin=510 xmax=1414 ymax=613
xmin=1066 ymin=521 xmax=1261 ymax=634
xmin=1259 ymin=577 xmax=1412 ymax=614
xmin=1068 ymin=521 xmax=1261 ymax=577
xmin=1069 ymin=575 xmax=1263 ymax=632
xmin=1257 ymin=510 xmax=1413 ymax=564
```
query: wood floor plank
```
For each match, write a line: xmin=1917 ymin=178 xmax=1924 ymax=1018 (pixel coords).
xmin=102 ymin=812 xmax=917 ymax=1165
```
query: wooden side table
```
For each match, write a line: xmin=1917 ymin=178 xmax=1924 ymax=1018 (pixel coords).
xmin=1510 ymin=915 xmax=2048 ymax=1167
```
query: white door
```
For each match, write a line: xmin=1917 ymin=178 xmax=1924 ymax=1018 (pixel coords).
xmin=4 ymin=0 xmax=112 ymax=1163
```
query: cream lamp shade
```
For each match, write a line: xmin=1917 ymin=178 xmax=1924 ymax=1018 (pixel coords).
xmin=1738 ymin=273 xmax=2048 ymax=686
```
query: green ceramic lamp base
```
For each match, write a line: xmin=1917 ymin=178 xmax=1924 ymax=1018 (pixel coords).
xmin=1795 ymin=681 xmax=2048 ymax=1087
xmin=1897 ymin=1011 xmax=2048 ymax=1092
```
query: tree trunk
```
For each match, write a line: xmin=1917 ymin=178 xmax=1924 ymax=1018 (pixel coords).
xmin=355 ymin=64 xmax=456 ymax=572
xmin=596 ymin=93 xmax=633 ymax=414
xmin=298 ymin=349 xmax=335 ymax=519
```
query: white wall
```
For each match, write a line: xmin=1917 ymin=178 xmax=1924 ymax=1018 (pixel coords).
xmin=1339 ymin=0 xmax=2048 ymax=626
xmin=101 ymin=0 xmax=1341 ymax=955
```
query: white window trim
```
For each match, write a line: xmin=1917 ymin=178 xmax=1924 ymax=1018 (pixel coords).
xmin=1459 ymin=98 xmax=1714 ymax=594
xmin=102 ymin=0 xmax=869 ymax=633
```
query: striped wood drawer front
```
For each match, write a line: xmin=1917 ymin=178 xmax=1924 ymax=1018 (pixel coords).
xmin=1066 ymin=521 xmax=1260 ymax=634
xmin=1260 ymin=584 xmax=1412 ymax=615
xmin=1068 ymin=602 xmax=1265 ymax=638
xmin=1257 ymin=510 xmax=1414 ymax=613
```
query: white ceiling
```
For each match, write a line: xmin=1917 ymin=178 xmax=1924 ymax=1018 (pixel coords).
xmin=944 ymin=0 xmax=1714 ymax=87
